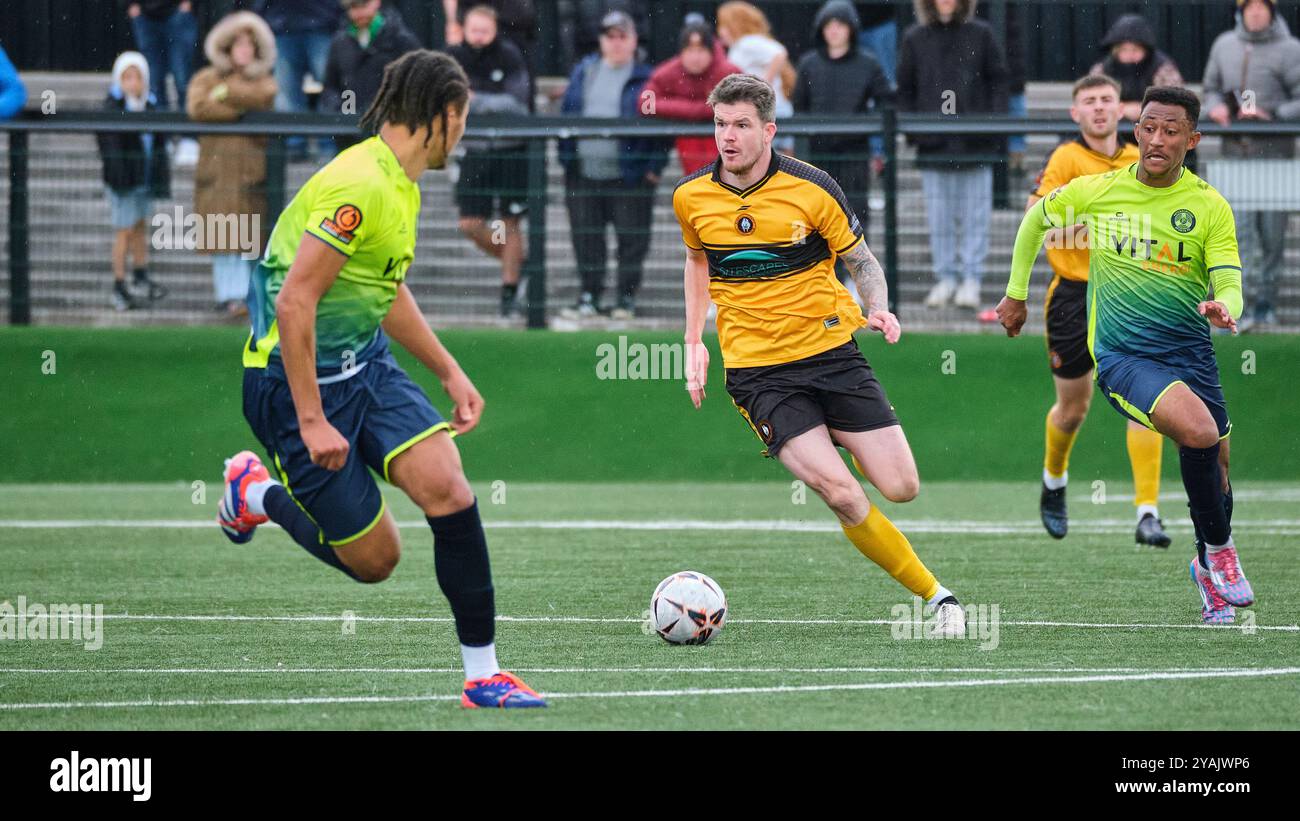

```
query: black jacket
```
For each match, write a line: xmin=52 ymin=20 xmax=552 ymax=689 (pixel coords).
xmin=447 ymin=37 xmax=531 ymax=151
xmin=792 ymin=1 xmax=896 ymax=153
xmin=95 ymin=91 xmax=170 ymax=198
xmin=897 ymin=14 xmax=1009 ymax=162
xmin=320 ymin=8 xmax=422 ymax=117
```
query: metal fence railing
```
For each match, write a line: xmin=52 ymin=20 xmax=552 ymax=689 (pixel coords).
xmin=3 ymin=110 xmax=1298 ymax=330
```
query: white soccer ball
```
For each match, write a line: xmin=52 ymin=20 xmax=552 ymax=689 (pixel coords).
xmin=650 ymin=571 xmax=727 ymax=645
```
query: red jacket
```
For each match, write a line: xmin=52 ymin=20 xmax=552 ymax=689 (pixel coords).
xmin=642 ymin=53 xmax=741 ymax=175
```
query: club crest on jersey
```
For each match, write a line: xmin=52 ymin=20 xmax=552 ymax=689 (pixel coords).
xmin=320 ymin=204 xmax=363 ymax=244
xmin=735 ymin=214 xmax=756 ymax=235
xmin=1171 ymin=209 xmax=1196 ymax=234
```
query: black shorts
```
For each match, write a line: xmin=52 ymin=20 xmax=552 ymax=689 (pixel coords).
xmin=455 ymin=150 xmax=529 ymax=219
xmin=724 ymin=340 xmax=899 ymax=457
xmin=1045 ymin=276 xmax=1092 ymax=379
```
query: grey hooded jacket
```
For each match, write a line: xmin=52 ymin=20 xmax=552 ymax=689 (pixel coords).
xmin=1203 ymin=12 xmax=1300 ymax=158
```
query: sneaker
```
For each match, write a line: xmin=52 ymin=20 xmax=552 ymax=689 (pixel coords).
xmin=112 ymin=281 xmax=141 ymax=311
xmin=1040 ymin=483 xmax=1068 ymax=540
xmin=953 ymin=278 xmax=981 ymax=309
xmin=1207 ymin=545 xmax=1255 ymax=607
xmin=1189 ymin=557 xmax=1235 ymax=624
xmin=1135 ymin=513 xmax=1171 ymax=548
xmin=461 ymin=671 xmax=547 ymax=709
xmin=929 ymin=596 xmax=966 ymax=639
xmin=174 ymin=138 xmax=199 ymax=168
xmin=924 ymin=279 xmax=956 ymax=308
xmin=218 ymin=450 xmax=270 ymax=544
xmin=560 ymin=292 xmax=599 ymax=319
xmin=132 ymin=271 xmax=168 ymax=301
xmin=499 ymin=288 xmax=520 ymax=318
xmin=609 ymin=294 xmax=636 ymax=320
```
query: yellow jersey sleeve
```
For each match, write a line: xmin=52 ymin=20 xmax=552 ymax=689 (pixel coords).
xmin=672 ymin=183 xmax=703 ymax=251
xmin=1034 ymin=144 xmax=1077 ymax=200
xmin=813 ymin=178 xmax=865 ymax=256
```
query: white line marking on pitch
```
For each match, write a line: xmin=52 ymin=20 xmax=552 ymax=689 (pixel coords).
xmin=4 ymin=518 xmax=1300 ymax=536
xmin=34 ymin=613 xmax=1298 ymax=632
xmin=2 ymin=667 xmax=1298 ymax=711
xmin=0 ymin=666 xmax=1264 ymax=676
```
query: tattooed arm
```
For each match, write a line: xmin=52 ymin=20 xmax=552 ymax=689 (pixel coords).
xmin=840 ymin=240 xmax=902 ymax=343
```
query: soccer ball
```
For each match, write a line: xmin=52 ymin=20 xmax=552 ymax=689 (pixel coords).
xmin=650 ymin=571 xmax=727 ymax=645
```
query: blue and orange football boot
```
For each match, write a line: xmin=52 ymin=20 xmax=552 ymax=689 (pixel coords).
xmin=1189 ymin=557 xmax=1235 ymax=625
xmin=461 ymin=671 xmax=547 ymax=709
xmin=218 ymin=450 xmax=270 ymax=544
xmin=1207 ymin=545 xmax=1255 ymax=608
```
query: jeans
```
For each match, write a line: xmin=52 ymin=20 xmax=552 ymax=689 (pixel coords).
xmin=1008 ymin=93 xmax=1027 ymax=155
xmin=274 ymin=31 xmax=332 ymax=154
xmin=212 ymin=253 xmax=254 ymax=304
xmin=564 ymin=175 xmax=655 ymax=301
xmin=130 ymin=9 xmax=197 ymax=110
xmin=1236 ymin=210 xmax=1289 ymax=318
xmin=858 ymin=20 xmax=897 ymax=84
xmin=919 ymin=165 xmax=993 ymax=284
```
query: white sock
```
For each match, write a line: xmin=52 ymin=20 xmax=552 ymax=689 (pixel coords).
xmin=1042 ymin=469 xmax=1068 ymax=490
xmin=243 ymin=479 xmax=278 ymax=517
xmin=461 ymin=642 xmax=500 ymax=681
xmin=1206 ymin=538 xmax=1235 ymax=554
xmin=927 ymin=585 xmax=954 ymax=608
xmin=1136 ymin=503 xmax=1159 ymax=522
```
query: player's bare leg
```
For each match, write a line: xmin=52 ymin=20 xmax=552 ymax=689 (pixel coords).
xmin=830 ymin=425 xmax=919 ymax=504
xmin=778 ymin=426 xmax=963 ymax=637
xmin=1150 ymin=384 xmax=1252 ymax=614
xmin=1040 ymin=373 xmax=1092 ymax=539
xmin=330 ymin=510 xmax=401 ymax=582
xmin=388 ymin=431 xmax=545 ymax=708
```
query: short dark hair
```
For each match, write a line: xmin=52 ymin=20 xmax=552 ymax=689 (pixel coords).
xmin=679 ymin=21 xmax=715 ymax=52
xmin=360 ymin=50 xmax=470 ymax=146
xmin=1072 ymin=74 xmax=1121 ymax=99
xmin=1140 ymin=85 xmax=1201 ymax=127
xmin=463 ymin=4 xmax=498 ymax=24
xmin=707 ymin=73 xmax=776 ymax=124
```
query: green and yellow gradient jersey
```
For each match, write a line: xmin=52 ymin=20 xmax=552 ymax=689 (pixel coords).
xmin=1008 ymin=163 xmax=1242 ymax=363
xmin=244 ymin=135 xmax=419 ymax=377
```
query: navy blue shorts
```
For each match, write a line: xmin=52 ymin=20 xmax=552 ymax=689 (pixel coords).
xmin=242 ymin=354 xmax=449 ymax=545
xmin=1095 ymin=351 xmax=1231 ymax=439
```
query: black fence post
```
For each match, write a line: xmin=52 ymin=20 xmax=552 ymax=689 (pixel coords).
xmin=265 ymin=134 xmax=286 ymax=226
xmin=8 ymin=130 xmax=30 ymax=326
xmin=882 ymin=107 xmax=899 ymax=317
xmin=525 ymin=136 xmax=548 ymax=329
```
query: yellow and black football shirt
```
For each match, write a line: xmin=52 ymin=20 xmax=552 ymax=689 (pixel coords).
xmin=1033 ymin=136 xmax=1140 ymax=283
xmin=673 ymin=148 xmax=868 ymax=368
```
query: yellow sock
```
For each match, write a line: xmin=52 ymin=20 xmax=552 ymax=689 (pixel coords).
xmin=841 ymin=504 xmax=939 ymax=600
xmin=1044 ymin=413 xmax=1078 ymax=479
xmin=1127 ymin=424 xmax=1163 ymax=508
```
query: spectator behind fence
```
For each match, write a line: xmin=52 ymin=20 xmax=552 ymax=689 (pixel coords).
xmin=643 ymin=21 xmax=740 ymax=175
xmin=1091 ymin=13 xmax=1185 ymax=144
xmin=898 ymin=0 xmax=1008 ymax=311
xmin=1204 ymin=0 xmax=1300 ymax=331
xmin=793 ymin=0 xmax=895 ymax=243
xmin=557 ymin=10 xmax=664 ymax=321
xmin=255 ymin=0 xmax=343 ymax=159
xmin=558 ymin=0 xmax=650 ymax=72
xmin=448 ymin=4 xmax=532 ymax=318
xmin=717 ymin=2 xmax=794 ymax=153
xmin=187 ymin=11 xmax=278 ymax=319
xmin=124 ymin=0 xmax=199 ymax=167
xmin=97 ymin=52 xmax=171 ymax=312
xmin=320 ymin=0 xmax=421 ymax=152
xmin=0 ymin=44 xmax=27 ymax=119
xmin=443 ymin=0 xmax=537 ymax=109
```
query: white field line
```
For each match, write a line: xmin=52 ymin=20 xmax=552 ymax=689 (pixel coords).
xmin=3 ymin=667 xmax=1298 ymax=711
xmin=4 ymin=517 xmax=1300 ymax=535
xmin=0 ymin=666 xmax=1279 ymax=675
xmin=9 ymin=612 xmax=1299 ymax=632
